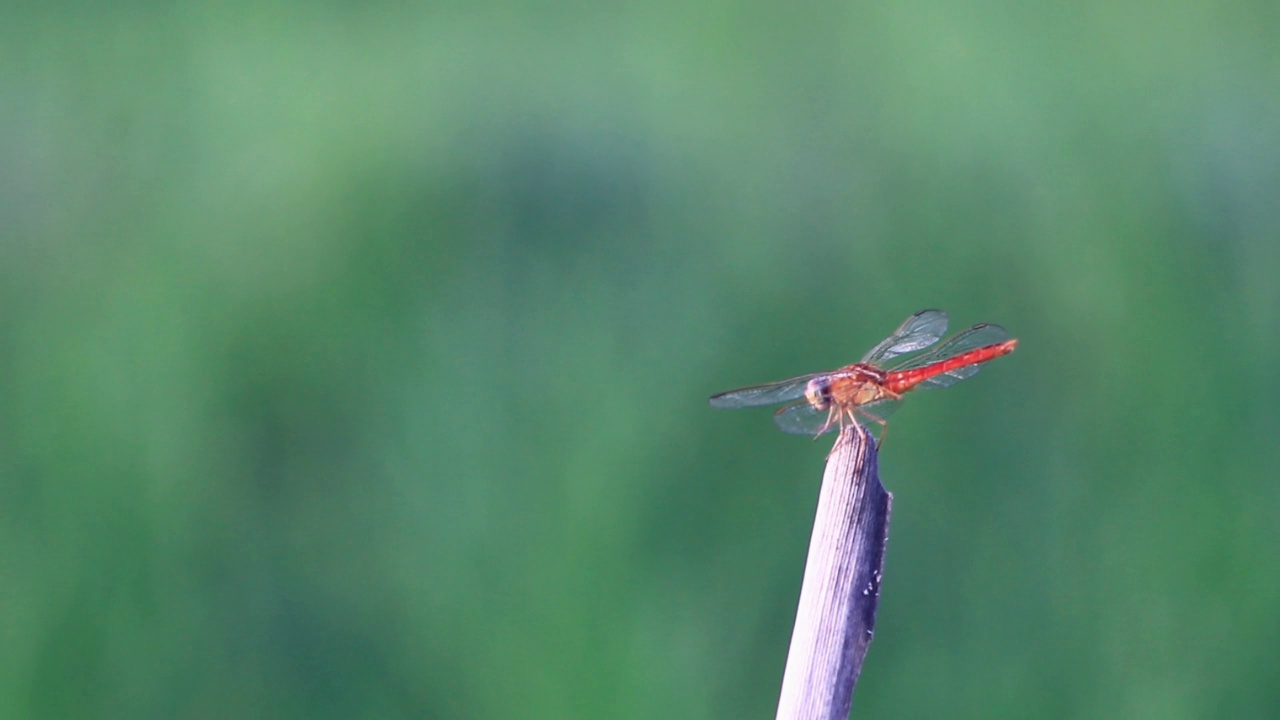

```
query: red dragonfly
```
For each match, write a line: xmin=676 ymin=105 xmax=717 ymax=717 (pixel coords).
xmin=708 ymin=310 xmax=1017 ymax=438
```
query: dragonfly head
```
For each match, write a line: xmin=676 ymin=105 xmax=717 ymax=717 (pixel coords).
xmin=804 ymin=376 xmax=833 ymax=410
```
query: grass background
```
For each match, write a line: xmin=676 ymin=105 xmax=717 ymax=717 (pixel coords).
xmin=3 ymin=3 xmax=1279 ymax=718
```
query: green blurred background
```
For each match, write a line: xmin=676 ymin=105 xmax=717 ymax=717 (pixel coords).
xmin=4 ymin=3 xmax=1279 ymax=718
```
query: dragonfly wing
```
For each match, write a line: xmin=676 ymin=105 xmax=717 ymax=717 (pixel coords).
xmin=708 ymin=373 xmax=823 ymax=409
xmin=889 ymin=324 xmax=1009 ymax=371
xmin=855 ymin=397 xmax=903 ymax=425
xmin=772 ymin=401 xmax=837 ymax=435
xmin=860 ymin=310 xmax=949 ymax=364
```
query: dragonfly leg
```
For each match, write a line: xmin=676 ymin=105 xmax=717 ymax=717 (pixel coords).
xmin=811 ymin=405 xmax=841 ymax=440
xmin=823 ymin=406 xmax=869 ymax=458
xmin=856 ymin=408 xmax=889 ymax=448
xmin=859 ymin=387 xmax=902 ymax=447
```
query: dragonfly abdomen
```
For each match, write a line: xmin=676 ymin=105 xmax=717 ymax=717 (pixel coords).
xmin=884 ymin=340 xmax=1018 ymax=394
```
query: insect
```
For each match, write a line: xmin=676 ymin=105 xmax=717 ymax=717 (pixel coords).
xmin=708 ymin=310 xmax=1017 ymax=438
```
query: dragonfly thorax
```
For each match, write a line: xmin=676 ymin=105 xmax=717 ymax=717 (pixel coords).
xmin=809 ymin=365 xmax=888 ymax=411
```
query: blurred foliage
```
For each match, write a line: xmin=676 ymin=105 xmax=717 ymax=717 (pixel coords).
xmin=2 ymin=2 xmax=1279 ymax=718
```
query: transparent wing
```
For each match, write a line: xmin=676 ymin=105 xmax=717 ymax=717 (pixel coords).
xmin=860 ymin=310 xmax=949 ymax=364
xmin=772 ymin=396 xmax=904 ymax=435
xmin=708 ymin=373 xmax=824 ymax=409
xmin=855 ymin=397 xmax=904 ymax=424
xmin=772 ymin=401 xmax=836 ymax=435
xmin=887 ymin=323 xmax=1010 ymax=390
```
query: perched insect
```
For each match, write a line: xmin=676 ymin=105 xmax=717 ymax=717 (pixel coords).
xmin=709 ymin=310 xmax=1017 ymax=438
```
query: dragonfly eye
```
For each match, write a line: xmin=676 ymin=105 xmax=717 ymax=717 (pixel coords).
xmin=804 ymin=377 xmax=832 ymax=409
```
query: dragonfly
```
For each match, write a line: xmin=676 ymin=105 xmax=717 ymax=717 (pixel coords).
xmin=708 ymin=310 xmax=1017 ymax=438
